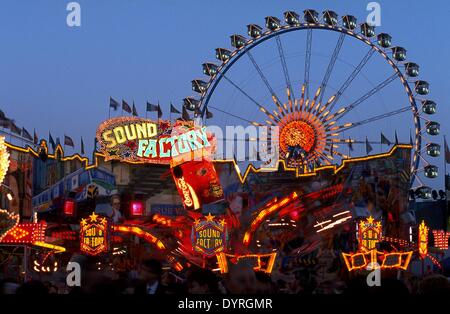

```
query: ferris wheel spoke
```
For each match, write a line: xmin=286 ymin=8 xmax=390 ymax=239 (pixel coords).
xmin=318 ymin=33 xmax=345 ymax=105
xmin=328 ymin=106 xmax=410 ymax=133
xmin=335 ymin=73 xmax=398 ymax=122
xmin=221 ymin=74 xmax=278 ymax=123
xmin=207 ymin=105 xmax=262 ymax=126
xmin=247 ymin=51 xmax=283 ymax=110
xmin=328 ymin=48 xmax=375 ymax=113
xmin=303 ymin=29 xmax=313 ymax=100
xmin=275 ymin=35 xmax=295 ymax=101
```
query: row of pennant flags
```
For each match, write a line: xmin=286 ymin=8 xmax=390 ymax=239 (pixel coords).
xmin=108 ymin=97 xmax=213 ymax=120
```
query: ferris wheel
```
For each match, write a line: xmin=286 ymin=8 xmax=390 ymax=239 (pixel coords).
xmin=183 ymin=9 xmax=440 ymax=194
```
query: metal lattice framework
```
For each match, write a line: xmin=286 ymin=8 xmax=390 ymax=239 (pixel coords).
xmin=184 ymin=10 xmax=440 ymax=191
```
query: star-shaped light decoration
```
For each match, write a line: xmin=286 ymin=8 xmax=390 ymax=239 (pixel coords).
xmin=100 ymin=217 xmax=108 ymax=225
xmin=194 ymin=219 xmax=201 ymax=226
xmin=89 ymin=212 xmax=98 ymax=222
xmin=219 ymin=219 xmax=226 ymax=226
xmin=107 ymin=149 xmax=119 ymax=157
xmin=80 ymin=218 xmax=87 ymax=226
xmin=205 ymin=213 xmax=215 ymax=222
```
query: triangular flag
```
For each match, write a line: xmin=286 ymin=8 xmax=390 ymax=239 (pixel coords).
xmin=348 ymin=137 xmax=354 ymax=151
xmin=109 ymin=97 xmax=119 ymax=111
xmin=132 ymin=102 xmax=138 ymax=116
xmin=21 ymin=127 xmax=33 ymax=141
xmin=395 ymin=131 xmax=399 ymax=145
xmin=49 ymin=132 xmax=56 ymax=150
xmin=206 ymin=107 xmax=213 ymax=119
xmin=380 ymin=132 xmax=391 ymax=145
xmin=445 ymin=136 xmax=450 ymax=164
xmin=365 ymin=137 xmax=373 ymax=154
xmin=81 ymin=137 xmax=85 ymax=155
xmin=122 ymin=100 xmax=132 ymax=113
xmin=170 ymin=103 xmax=181 ymax=114
xmin=33 ymin=129 xmax=38 ymax=145
xmin=64 ymin=135 xmax=75 ymax=148
xmin=157 ymin=102 xmax=163 ymax=119
xmin=182 ymin=106 xmax=190 ymax=120
xmin=146 ymin=102 xmax=158 ymax=112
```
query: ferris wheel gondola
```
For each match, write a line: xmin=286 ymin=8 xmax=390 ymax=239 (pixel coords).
xmin=182 ymin=9 xmax=440 ymax=194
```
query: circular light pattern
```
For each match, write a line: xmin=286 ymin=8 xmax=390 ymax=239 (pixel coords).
xmin=280 ymin=120 xmax=316 ymax=153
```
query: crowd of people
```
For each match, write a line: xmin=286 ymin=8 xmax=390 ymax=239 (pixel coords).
xmin=1 ymin=257 xmax=450 ymax=295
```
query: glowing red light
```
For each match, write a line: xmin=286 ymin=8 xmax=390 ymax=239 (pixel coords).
xmin=130 ymin=201 xmax=144 ymax=216
xmin=63 ymin=200 xmax=76 ymax=216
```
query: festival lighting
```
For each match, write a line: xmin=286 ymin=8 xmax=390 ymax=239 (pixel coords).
xmin=418 ymin=220 xmax=428 ymax=259
xmin=0 ymin=209 xmax=19 ymax=242
xmin=80 ymin=213 xmax=109 ymax=256
xmin=358 ymin=216 xmax=382 ymax=252
xmin=130 ymin=201 xmax=144 ymax=216
xmin=243 ymin=192 xmax=298 ymax=246
xmin=192 ymin=214 xmax=228 ymax=257
xmin=1 ymin=222 xmax=46 ymax=244
xmin=63 ymin=199 xmax=76 ymax=216
xmin=33 ymin=242 xmax=66 ymax=253
xmin=0 ymin=136 xmax=10 ymax=185
xmin=342 ymin=250 xmax=413 ymax=271
xmin=113 ymin=225 xmax=166 ymax=250
xmin=216 ymin=252 xmax=277 ymax=274
xmin=432 ymin=230 xmax=450 ymax=250
xmin=4 ymin=136 xmax=413 ymax=185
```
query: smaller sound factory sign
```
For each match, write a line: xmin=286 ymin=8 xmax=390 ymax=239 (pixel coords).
xmin=192 ymin=213 xmax=227 ymax=257
xmin=80 ymin=212 xmax=109 ymax=256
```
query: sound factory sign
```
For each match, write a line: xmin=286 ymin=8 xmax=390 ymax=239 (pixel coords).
xmin=80 ymin=212 xmax=109 ymax=256
xmin=358 ymin=216 xmax=382 ymax=251
xmin=192 ymin=213 xmax=227 ymax=257
xmin=96 ymin=117 xmax=214 ymax=164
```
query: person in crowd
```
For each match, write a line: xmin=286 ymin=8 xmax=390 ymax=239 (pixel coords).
xmin=109 ymin=194 xmax=124 ymax=224
xmin=16 ymin=280 xmax=48 ymax=295
xmin=134 ymin=259 xmax=168 ymax=294
xmin=186 ymin=267 xmax=220 ymax=294
xmin=418 ymin=274 xmax=450 ymax=294
xmin=223 ymin=260 xmax=257 ymax=294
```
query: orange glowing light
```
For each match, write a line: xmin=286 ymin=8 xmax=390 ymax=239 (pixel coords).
xmin=280 ymin=120 xmax=315 ymax=153
xmin=418 ymin=220 xmax=428 ymax=259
